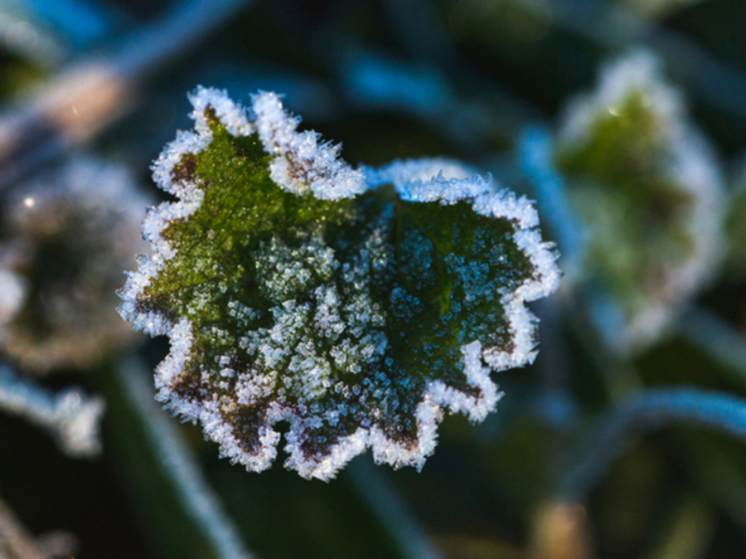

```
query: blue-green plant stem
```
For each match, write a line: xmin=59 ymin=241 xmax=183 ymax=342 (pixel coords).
xmin=347 ymin=458 xmax=445 ymax=559
xmin=519 ymin=125 xmax=585 ymax=277
xmin=338 ymin=48 xmax=538 ymax=152
xmin=0 ymin=0 xmax=255 ymax=192
xmin=378 ymin=0 xmax=543 ymax=139
xmin=0 ymin=3 xmax=68 ymax=67
xmin=676 ymin=307 xmax=746 ymax=389
xmin=114 ymin=0 xmax=253 ymax=81
xmin=532 ymin=300 xmax=578 ymax=431
xmin=559 ymin=388 xmax=746 ymax=500
xmin=22 ymin=0 xmax=118 ymax=53
xmin=116 ymin=358 xmax=254 ymax=559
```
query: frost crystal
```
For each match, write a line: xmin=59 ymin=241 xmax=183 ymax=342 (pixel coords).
xmin=120 ymin=87 xmax=560 ymax=480
xmin=556 ymin=51 xmax=724 ymax=353
xmin=0 ymin=157 xmax=151 ymax=373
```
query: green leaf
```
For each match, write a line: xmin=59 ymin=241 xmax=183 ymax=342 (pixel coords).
xmin=119 ymin=87 xmax=560 ymax=480
xmin=555 ymin=51 xmax=724 ymax=353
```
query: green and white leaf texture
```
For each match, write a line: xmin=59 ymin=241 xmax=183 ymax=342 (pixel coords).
xmin=555 ymin=50 xmax=725 ymax=354
xmin=119 ymin=87 xmax=561 ymax=480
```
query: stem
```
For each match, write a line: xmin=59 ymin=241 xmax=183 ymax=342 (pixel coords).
xmin=116 ymin=357 xmax=254 ymax=559
xmin=559 ymin=388 xmax=746 ymax=500
xmin=0 ymin=364 xmax=104 ymax=458
xmin=0 ymin=4 xmax=68 ymax=67
xmin=347 ymin=458 xmax=444 ymax=559
xmin=645 ymin=498 xmax=714 ymax=559
xmin=676 ymin=306 xmax=746 ymax=388
xmin=532 ymin=300 xmax=578 ymax=431
xmin=0 ymin=0 xmax=255 ymax=191
xmin=113 ymin=0 xmax=253 ymax=81
xmin=519 ymin=125 xmax=585 ymax=277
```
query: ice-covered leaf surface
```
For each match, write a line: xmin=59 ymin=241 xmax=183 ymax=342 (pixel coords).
xmin=555 ymin=51 xmax=724 ymax=353
xmin=119 ymin=87 xmax=560 ymax=480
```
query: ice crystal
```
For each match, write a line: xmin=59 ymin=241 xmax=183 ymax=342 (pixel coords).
xmin=119 ymin=87 xmax=560 ymax=480
xmin=555 ymin=51 xmax=724 ymax=353
xmin=0 ymin=157 xmax=151 ymax=373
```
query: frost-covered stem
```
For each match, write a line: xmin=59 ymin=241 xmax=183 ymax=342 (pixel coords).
xmin=339 ymin=49 xmax=534 ymax=152
xmin=113 ymin=0 xmax=254 ymax=81
xmin=116 ymin=358 xmax=254 ymax=559
xmin=336 ymin=35 xmax=540 ymax=149
xmin=347 ymin=459 xmax=445 ymax=559
xmin=503 ymin=0 xmax=746 ymax=122
xmin=519 ymin=125 xmax=585 ymax=277
xmin=0 ymin=4 xmax=68 ymax=68
xmin=22 ymin=0 xmax=118 ymax=54
xmin=0 ymin=0 xmax=254 ymax=190
xmin=676 ymin=307 xmax=746 ymax=388
xmin=0 ymin=365 xmax=104 ymax=458
xmin=377 ymin=0 xmax=542 ymax=138
xmin=0 ymin=495 xmax=45 ymax=559
xmin=559 ymin=388 xmax=746 ymax=500
xmin=532 ymin=300 xmax=578 ymax=431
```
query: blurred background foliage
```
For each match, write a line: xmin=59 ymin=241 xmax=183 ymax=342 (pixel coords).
xmin=2 ymin=0 xmax=746 ymax=558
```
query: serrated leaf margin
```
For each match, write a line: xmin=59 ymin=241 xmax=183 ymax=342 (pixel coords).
xmin=119 ymin=88 xmax=561 ymax=480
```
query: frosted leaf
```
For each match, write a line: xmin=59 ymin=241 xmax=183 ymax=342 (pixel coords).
xmin=250 ymin=90 xmax=367 ymax=200
xmin=555 ymin=50 xmax=724 ymax=353
xmin=0 ymin=157 xmax=151 ymax=373
xmin=120 ymin=87 xmax=560 ymax=480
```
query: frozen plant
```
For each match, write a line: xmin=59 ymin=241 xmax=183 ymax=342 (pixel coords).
xmin=119 ymin=87 xmax=560 ymax=481
xmin=554 ymin=50 xmax=724 ymax=353
xmin=0 ymin=157 xmax=151 ymax=373
xmin=0 ymin=365 xmax=104 ymax=457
